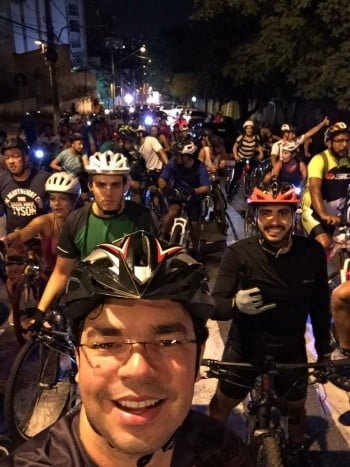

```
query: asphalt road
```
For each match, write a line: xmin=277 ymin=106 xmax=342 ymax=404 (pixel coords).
xmin=1 ymin=195 xmax=350 ymax=464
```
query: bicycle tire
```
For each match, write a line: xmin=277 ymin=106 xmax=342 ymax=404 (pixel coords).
xmin=253 ymin=434 xmax=284 ymax=467
xmin=244 ymin=206 xmax=257 ymax=238
xmin=212 ymin=187 xmax=228 ymax=235
xmin=13 ymin=274 xmax=45 ymax=346
xmin=4 ymin=339 xmax=77 ymax=445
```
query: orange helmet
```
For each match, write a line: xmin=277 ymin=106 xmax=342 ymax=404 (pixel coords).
xmin=247 ymin=180 xmax=300 ymax=205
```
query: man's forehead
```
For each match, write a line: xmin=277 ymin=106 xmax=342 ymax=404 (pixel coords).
xmin=257 ymin=204 xmax=292 ymax=212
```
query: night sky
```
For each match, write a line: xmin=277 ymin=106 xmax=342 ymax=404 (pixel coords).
xmin=97 ymin=0 xmax=194 ymax=36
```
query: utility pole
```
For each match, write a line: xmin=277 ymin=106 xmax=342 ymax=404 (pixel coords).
xmin=110 ymin=44 xmax=116 ymax=109
xmin=44 ymin=0 xmax=60 ymax=133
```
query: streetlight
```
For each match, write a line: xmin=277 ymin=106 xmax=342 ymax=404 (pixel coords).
xmin=107 ymin=41 xmax=147 ymax=109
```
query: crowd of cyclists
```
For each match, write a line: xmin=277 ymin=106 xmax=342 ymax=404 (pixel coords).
xmin=1 ymin=105 xmax=350 ymax=465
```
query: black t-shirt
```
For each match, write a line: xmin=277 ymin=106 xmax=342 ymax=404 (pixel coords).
xmin=212 ymin=235 xmax=331 ymax=356
xmin=0 ymin=169 xmax=50 ymax=232
xmin=1 ymin=409 xmax=249 ymax=467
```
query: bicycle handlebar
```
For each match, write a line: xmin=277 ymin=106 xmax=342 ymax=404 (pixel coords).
xmin=201 ymin=357 xmax=350 ymax=374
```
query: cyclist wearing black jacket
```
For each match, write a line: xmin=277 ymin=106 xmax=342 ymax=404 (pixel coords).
xmin=209 ymin=181 xmax=331 ymax=452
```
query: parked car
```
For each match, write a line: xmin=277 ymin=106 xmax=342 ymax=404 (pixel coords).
xmin=192 ymin=116 xmax=239 ymax=153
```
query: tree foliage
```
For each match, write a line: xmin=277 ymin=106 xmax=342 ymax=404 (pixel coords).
xmin=191 ymin=0 xmax=350 ymax=108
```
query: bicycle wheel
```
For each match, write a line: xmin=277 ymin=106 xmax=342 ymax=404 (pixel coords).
xmin=4 ymin=339 xmax=78 ymax=445
xmin=244 ymin=206 xmax=257 ymax=237
xmin=212 ymin=187 xmax=228 ymax=235
xmin=13 ymin=274 xmax=46 ymax=346
xmin=253 ymin=434 xmax=284 ymax=467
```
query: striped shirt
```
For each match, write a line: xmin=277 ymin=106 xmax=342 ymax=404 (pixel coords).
xmin=236 ymin=135 xmax=260 ymax=159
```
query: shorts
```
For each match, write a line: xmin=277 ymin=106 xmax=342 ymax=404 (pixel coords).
xmin=301 ymin=205 xmax=335 ymax=237
xmin=218 ymin=326 xmax=308 ymax=402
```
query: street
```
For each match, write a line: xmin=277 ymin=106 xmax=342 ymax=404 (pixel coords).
xmin=0 ymin=197 xmax=350 ymax=465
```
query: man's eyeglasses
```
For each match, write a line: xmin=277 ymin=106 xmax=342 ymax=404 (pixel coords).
xmin=79 ymin=338 xmax=197 ymax=369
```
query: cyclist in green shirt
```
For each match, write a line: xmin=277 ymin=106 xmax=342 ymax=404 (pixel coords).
xmin=35 ymin=150 xmax=155 ymax=317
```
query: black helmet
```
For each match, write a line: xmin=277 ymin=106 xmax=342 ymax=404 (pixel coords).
xmin=1 ymin=137 xmax=29 ymax=155
xmin=63 ymin=231 xmax=214 ymax=342
xmin=324 ymin=122 xmax=350 ymax=142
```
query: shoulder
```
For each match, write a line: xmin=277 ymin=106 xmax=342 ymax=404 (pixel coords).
xmin=65 ymin=204 xmax=90 ymax=226
xmin=292 ymin=235 xmax=325 ymax=257
xmin=4 ymin=410 xmax=88 ymax=466
xmin=175 ymin=410 xmax=248 ymax=467
xmin=34 ymin=170 xmax=50 ymax=182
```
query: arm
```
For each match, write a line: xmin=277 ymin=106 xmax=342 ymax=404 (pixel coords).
xmin=309 ymin=177 xmax=339 ymax=224
xmin=6 ymin=214 xmax=50 ymax=246
xmin=299 ymin=161 xmax=307 ymax=182
xmin=256 ymin=144 xmax=264 ymax=161
xmin=37 ymin=256 xmax=77 ymax=312
xmin=81 ymin=154 xmax=89 ymax=170
xmin=158 ymin=177 xmax=167 ymax=190
xmin=50 ymin=157 xmax=63 ymax=172
xmin=303 ymin=138 xmax=312 ymax=159
xmin=302 ymin=117 xmax=329 ymax=142
xmin=157 ymin=148 xmax=168 ymax=166
xmin=270 ymin=142 xmax=279 ymax=167
xmin=264 ymin=161 xmax=282 ymax=183
xmin=233 ymin=141 xmax=239 ymax=161
xmin=212 ymin=247 xmax=241 ymax=320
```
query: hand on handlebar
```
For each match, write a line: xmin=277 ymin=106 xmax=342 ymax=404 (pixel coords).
xmin=322 ymin=214 xmax=340 ymax=226
xmin=20 ymin=307 xmax=49 ymax=334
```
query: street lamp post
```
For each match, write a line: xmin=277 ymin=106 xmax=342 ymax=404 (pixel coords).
xmin=106 ymin=42 xmax=147 ymax=107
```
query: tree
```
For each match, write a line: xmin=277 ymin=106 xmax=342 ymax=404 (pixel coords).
xmin=193 ymin=0 xmax=350 ymax=108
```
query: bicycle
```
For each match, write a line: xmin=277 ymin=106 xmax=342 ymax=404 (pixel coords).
xmin=2 ymin=238 xmax=49 ymax=346
xmin=140 ymin=169 xmax=168 ymax=222
xmin=203 ymin=174 xmax=231 ymax=235
xmin=202 ymin=356 xmax=350 ymax=467
xmin=4 ymin=309 xmax=79 ymax=447
xmin=226 ymin=158 xmax=257 ymax=201
xmin=168 ymin=190 xmax=192 ymax=249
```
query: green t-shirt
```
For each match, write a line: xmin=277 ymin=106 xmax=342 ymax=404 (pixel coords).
xmin=57 ymin=201 xmax=156 ymax=259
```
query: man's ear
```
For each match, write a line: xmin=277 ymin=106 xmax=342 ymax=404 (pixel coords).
xmin=88 ymin=180 xmax=93 ymax=192
xmin=75 ymin=348 xmax=80 ymax=384
xmin=123 ymin=177 xmax=130 ymax=194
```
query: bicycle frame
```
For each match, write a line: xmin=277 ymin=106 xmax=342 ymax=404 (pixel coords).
xmin=170 ymin=202 xmax=190 ymax=247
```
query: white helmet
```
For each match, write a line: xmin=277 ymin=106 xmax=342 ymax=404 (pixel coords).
xmin=243 ymin=120 xmax=254 ymax=129
xmin=87 ymin=151 xmax=130 ymax=175
xmin=281 ymin=141 xmax=299 ymax=153
xmin=45 ymin=173 xmax=81 ymax=197
xmin=281 ymin=124 xmax=291 ymax=132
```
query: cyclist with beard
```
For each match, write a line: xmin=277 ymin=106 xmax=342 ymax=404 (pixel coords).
xmin=34 ymin=151 xmax=155 ymax=318
xmin=302 ymin=122 xmax=350 ymax=250
xmin=209 ymin=181 xmax=331 ymax=456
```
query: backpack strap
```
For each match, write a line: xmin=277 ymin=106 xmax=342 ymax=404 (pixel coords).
xmin=320 ymin=150 xmax=329 ymax=177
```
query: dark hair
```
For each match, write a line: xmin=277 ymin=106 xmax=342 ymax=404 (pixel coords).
xmin=69 ymin=133 xmax=84 ymax=143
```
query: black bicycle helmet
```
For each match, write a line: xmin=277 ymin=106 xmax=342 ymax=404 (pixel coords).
xmin=0 ymin=137 xmax=29 ymax=155
xmin=324 ymin=122 xmax=350 ymax=142
xmin=63 ymin=230 xmax=214 ymax=343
